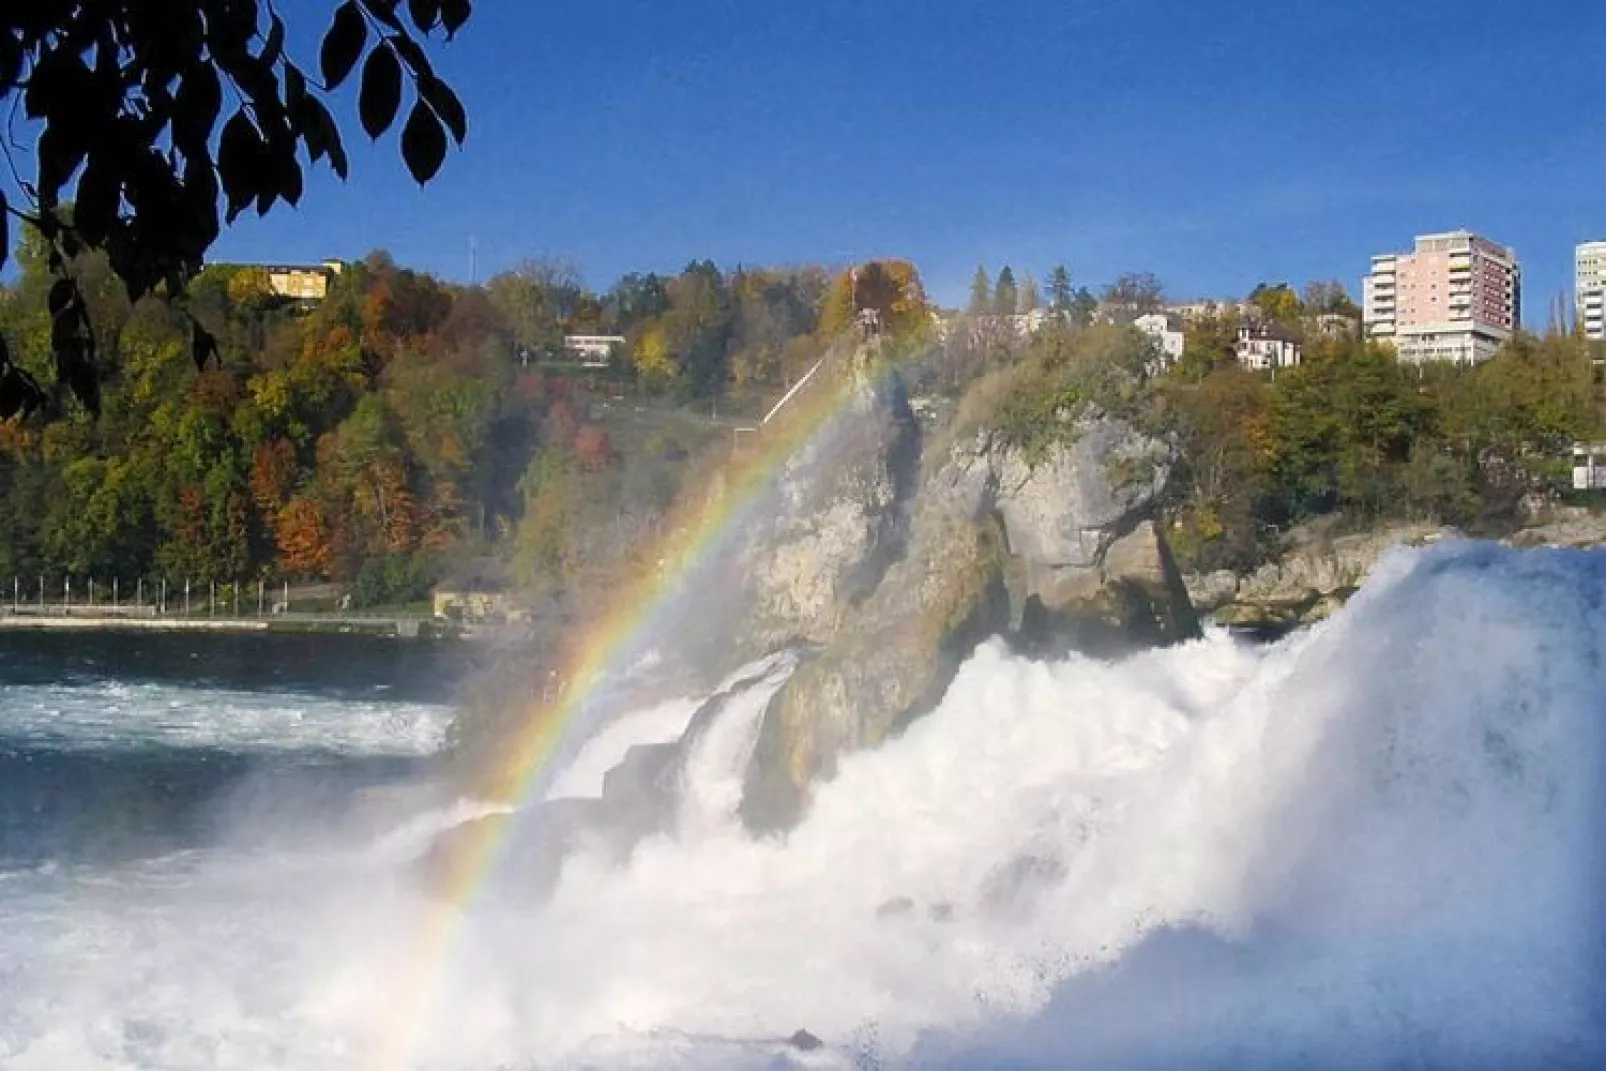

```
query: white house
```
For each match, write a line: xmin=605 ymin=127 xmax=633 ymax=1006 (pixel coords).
xmin=1573 ymin=443 xmax=1606 ymax=491
xmin=1235 ymin=323 xmax=1301 ymax=371
xmin=1133 ymin=312 xmax=1185 ymax=369
xmin=563 ymin=334 xmax=627 ymax=367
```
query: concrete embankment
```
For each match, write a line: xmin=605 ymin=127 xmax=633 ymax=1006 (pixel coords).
xmin=0 ymin=612 xmax=446 ymax=638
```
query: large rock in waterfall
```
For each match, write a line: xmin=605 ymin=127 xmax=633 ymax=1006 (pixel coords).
xmin=735 ymin=353 xmax=920 ymax=653
xmin=739 ymin=403 xmax=1198 ymax=832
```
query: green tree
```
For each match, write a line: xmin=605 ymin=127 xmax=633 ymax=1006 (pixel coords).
xmin=1047 ymin=265 xmax=1074 ymax=314
xmin=993 ymin=267 xmax=1018 ymax=318
xmin=1249 ymin=283 xmax=1303 ymax=329
xmin=967 ymin=266 xmax=992 ymax=316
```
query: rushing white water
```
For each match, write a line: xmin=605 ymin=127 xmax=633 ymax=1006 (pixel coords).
xmin=1 ymin=540 xmax=1603 ymax=1069
xmin=0 ymin=679 xmax=450 ymax=757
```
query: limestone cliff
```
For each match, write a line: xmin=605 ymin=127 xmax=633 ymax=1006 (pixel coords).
xmin=738 ymin=387 xmax=1198 ymax=831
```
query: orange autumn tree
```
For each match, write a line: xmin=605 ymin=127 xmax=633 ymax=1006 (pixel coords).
xmin=818 ymin=259 xmax=932 ymax=339
xmin=249 ymin=439 xmax=299 ymax=517
xmin=276 ymin=497 xmax=334 ymax=578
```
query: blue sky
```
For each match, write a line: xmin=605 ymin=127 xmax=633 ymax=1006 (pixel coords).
xmin=209 ymin=0 xmax=1605 ymax=319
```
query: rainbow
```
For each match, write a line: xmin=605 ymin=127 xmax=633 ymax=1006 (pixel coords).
xmin=370 ymin=338 xmax=894 ymax=1069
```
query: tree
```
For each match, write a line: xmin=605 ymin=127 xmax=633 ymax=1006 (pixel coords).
xmin=1070 ymin=287 xmax=1099 ymax=328
xmin=573 ymin=425 xmax=613 ymax=471
xmin=1047 ymin=265 xmax=1074 ymax=314
xmin=1302 ymin=280 xmax=1357 ymax=317
xmin=1102 ymin=273 xmax=1165 ymax=320
xmin=820 ymin=260 xmax=932 ymax=340
xmin=1018 ymin=273 xmax=1040 ymax=314
xmin=1171 ymin=309 xmax=1241 ymax=383
xmin=1248 ymin=283 xmax=1303 ymax=328
xmin=0 ymin=0 xmax=473 ymax=417
xmin=967 ymin=266 xmax=992 ymax=316
xmin=993 ymin=267 xmax=1018 ymax=318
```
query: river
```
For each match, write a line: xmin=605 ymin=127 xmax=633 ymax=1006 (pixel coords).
xmin=0 ymin=542 xmax=1602 ymax=1069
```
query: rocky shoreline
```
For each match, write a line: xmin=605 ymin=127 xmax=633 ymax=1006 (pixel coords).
xmin=1182 ymin=507 xmax=1606 ymax=632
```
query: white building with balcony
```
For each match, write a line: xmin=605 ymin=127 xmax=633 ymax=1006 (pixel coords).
xmin=1576 ymin=241 xmax=1606 ymax=341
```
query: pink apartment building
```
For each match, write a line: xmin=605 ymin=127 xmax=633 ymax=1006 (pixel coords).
xmin=1362 ymin=230 xmax=1520 ymax=365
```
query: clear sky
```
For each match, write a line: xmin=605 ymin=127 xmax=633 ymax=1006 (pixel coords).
xmin=210 ymin=0 xmax=1605 ymax=320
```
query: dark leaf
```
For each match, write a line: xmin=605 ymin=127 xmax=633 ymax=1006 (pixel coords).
xmin=74 ymin=160 xmax=120 ymax=247
xmin=362 ymin=0 xmax=404 ymax=31
xmin=440 ymin=0 xmax=471 ymax=38
xmin=386 ymin=32 xmax=431 ymax=76
xmin=263 ymin=13 xmax=286 ymax=67
xmin=279 ymin=156 xmax=304 ymax=206
xmin=47 ymin=278 xmax=75 ymax=318
xmin=35 ymin=125 xmax=87 ymax=206
xmin=191 ymin=320 xmax=219 ymax=371
xmin=407 ymin=0 xmax=440 ymax=32
xmin=399 ymin=100 xmax=447 ymax=184
xmin=173 ymin=65 xmax=223 ymax=154
xmin=0 ymin=372 xmax=23 ymax=421
xmin=285 ymin=64 xmax=307 ymax=111
xmin=320 ymin=1 xmax=367 ymax=90
xmin=0 ymin=32 xmax=21 ymax=90
xmin=418 ymin=75 xmax=466 ymax=142
xmin=0 ymin=362 xmax=44 ymax=422
xmin=327 ymin=129 xmax=351 ymax=180
xmin=358 ymin=45 xmax=403 ymax=139
xmin=23 ymin=49 xmax=91 ymax=121
xmin=51 ymin=299 xmax=99 ymax=416
xmin=218 ymin=111 xmax=260 ymax=221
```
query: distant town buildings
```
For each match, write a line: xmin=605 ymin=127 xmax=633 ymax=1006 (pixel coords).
xmin=1133 ymin=312 xmax=1185 ymax=368
xmin=263 ymin=260 xmax=344 ymax=302
xmin=1163 ymin=299 xmax=1250 ymax=322
xmin=1576 ymin=241 xmax=1606 ymax=341
xmin=1363 ymin=230 xmax=1520 ymax=365
xmin=563 ymin=334 xmax=627 ymax=367
xmin=1235 ymin=322 xmax=1301 ymax=371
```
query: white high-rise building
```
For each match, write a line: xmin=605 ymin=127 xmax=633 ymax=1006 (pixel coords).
xmin=1362 ymin=230 xmax=1520 ymax=365
xmin=1576 ymin=241 xmax=1606 ymax=341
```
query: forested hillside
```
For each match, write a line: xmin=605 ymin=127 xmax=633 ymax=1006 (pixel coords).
xmin=0 ymin=235 xmax=930 ymax=611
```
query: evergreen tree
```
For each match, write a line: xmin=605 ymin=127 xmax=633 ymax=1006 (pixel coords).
xmin=994 ymin=266 xmax=1018 ymax=318
xmin=1047 ymin=265 xmax=1074 ymax=313
xmin=967 ymin=266 xmax=993 ymax=316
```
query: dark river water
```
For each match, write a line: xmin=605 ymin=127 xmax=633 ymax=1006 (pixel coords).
xmin=0 ymin=630 xmax=473 ymax=869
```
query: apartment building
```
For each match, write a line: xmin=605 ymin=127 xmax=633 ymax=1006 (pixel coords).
xmin=1362 ymin=230 xmax=1520 ymax=365
xmin=1576 ymin=241 xmax=1606 ymax=341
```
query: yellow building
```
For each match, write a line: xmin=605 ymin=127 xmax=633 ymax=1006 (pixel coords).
xmin=263 ymin=260 xmax=345 ymax=303
xmin=431 ymin=589 xmax=513 ymax=623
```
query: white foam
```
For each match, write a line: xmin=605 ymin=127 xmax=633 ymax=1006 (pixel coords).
xmin=0 ymin=681 xmax=451 ymax=757
xmin=545 ymin=697 xmax=702 ymax=802
xmin=0 ymin=541 xmax=1602 ymax=1069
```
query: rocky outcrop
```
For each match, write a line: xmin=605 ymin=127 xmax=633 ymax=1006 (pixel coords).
xmin=1505 ymin=507 xmax=1606 ymax=549
xmin=1188 ymin=521 xmax=1448 ymax=631
xmin=736 ymin=352 xmax=919 ymax=654
xmin=740 ymin=405 xmax=1197 ymax=832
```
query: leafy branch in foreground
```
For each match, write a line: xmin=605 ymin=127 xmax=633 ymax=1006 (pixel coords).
xmin=0 ymin=0 xmax=471 ymax=415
